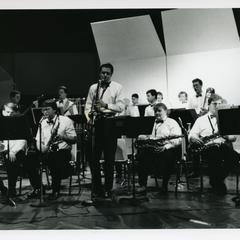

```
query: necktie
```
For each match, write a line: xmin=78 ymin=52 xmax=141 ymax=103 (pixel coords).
xmin=155 ymin=119 xmax=164 ymax=124
xmin=59 ymin=100 xmax=64 ymax=104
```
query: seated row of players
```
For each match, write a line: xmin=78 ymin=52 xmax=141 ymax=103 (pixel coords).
xmin=135 ymin=94 xmax=239 ymax=195
xmin=125 ymin=80 xmax=217 ymax=118
xmin=0 ymin=99 xmax=77 ymax=202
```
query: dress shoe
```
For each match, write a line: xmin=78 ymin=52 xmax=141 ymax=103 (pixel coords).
xmin=27 ymin=189 xmax=43 ymax=199
xmin=104 ymin=191 xmax=113 ymax=199
xmin=135 ymin=186 xmax=147 ymax=194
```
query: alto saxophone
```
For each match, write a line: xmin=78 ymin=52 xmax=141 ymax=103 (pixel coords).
xmin=135 ymin=135 xmax=183 ymax=153
xmin=47 ymin=121 xmax=61 ymax=152
xmin=190 ymin=133 xmax=224 ymax=153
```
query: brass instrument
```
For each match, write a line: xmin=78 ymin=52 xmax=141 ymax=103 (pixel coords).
xmin=45 ymin=120 xmax=61 ymax=153
xmin=135 ymin=135 xmax=183 ymax=153
xmin=190 ymin=133 xmax=225 ymax=153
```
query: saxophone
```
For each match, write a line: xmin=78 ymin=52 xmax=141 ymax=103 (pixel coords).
xmin=190 ymin=133 xmax=225 ymax=153
xmin=46 ymin=121 xmax=61 ymax=152
xmin=135 ymin=135 xmax=183 ymax=153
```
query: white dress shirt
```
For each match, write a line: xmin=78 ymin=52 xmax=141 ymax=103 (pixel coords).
xmin=56 ymin=98 xmax=78 ymax=116
xmin=150 ymin=117 xmax=182 ymax=149
xmin=188 ymin=93 xmax=204 ymax=114
xmin=188 ymin=112 xmax=218 ymax=139
xmin=36 ymin=115 xmax=77 ymax=152
xmin=144 ymin=101 xmax=157 ymax=117
xmin=84 ymin=81 xmax=125 ymax=121
xmin=3 ymin=140 xmax=27 ymax=155
xmin=126 ymin=104 xmax=140 ymax=117
xmin=174 ymin=101 xmax=189 ymax=109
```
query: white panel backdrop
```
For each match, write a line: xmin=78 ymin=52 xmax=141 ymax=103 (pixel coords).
xmin=91 ymin=15 xmax=167 ymax=102
xmin=92 ymin=9 xmax=240 ymax=106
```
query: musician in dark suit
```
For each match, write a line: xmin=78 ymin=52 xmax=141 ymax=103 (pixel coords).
xmin=136 ymin=103 xmax=182 ymax=194
xmin=189 ymin=94 xmax=239 ymax=195
xmin=84 ymin=63 xmax=125 ymax=199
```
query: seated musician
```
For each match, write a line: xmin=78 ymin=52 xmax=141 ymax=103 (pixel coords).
xmin=136 ymin=103 xmax=182 ymax=194
xmin=1 ymin=103 xmax=27 ymax=198
xmin=36 ymin=100 xmax=77 ymax=200
xmin=189 ymin=94 xmax=239 ymax=195
xmin=56 ymin=86 xmax=78 ymax=116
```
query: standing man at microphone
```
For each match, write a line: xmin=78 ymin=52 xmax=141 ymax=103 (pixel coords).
xmin=84 ymin=63 xmax=124 ymax=199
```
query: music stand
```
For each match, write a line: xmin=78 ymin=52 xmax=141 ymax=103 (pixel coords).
xmin=217 ymin=108 xmax=240 ymax=207
xmin=217 ymin=108 xmax=240 ymax=135
xmin=169 ymin=108 xmax=198 ymax=130
xmin=137 ymin=104 xmax=148 ymax=117
xmin=0 ymin=115 xmax=32 ymax=207
xmin=111 ymin=116 xmax=155 ymax=204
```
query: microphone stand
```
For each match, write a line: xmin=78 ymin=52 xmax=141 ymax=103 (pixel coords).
xmin=31 ymin=117 xmax=48 ymax=207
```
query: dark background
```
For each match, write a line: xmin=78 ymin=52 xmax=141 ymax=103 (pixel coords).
xmin=0 ymin=9 xmax=239 ymax=103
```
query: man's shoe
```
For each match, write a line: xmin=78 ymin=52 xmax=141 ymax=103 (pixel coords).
xmin=135 ymin=186 xmax=147 ymax=194
xmin=27 ymin=189 xmax=42 ymax=199
xmin=104 ymin=191 xmax=113 ymax=199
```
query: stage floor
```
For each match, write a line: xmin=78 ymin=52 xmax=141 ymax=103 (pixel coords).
xmin=0 ymin=170 xmax=240 ymax=229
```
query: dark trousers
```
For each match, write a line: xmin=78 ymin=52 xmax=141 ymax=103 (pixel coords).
xmin=89 ymin=118 xmax=117 ymax=194
xmin=137 ymin=148 xmax=178 ymax=188
xmin=202 ymin=143 xmax=239 ymax=188
xmin=46 ymin=149 xmax=72 ymax=193
xmin=24 ymin=151 xmax=41 ymax=190
xmin=5 ymin=150 xmax=25 ymax=196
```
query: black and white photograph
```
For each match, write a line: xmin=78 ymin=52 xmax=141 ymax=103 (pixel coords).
xmin=1 ymin=0 xmax=240 ymax=239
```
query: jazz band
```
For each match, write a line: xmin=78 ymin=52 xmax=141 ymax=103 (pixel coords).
xmin=0 ymin=62 xmax=239 ymax=206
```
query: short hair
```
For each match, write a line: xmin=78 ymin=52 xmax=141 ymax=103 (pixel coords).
xmin=9 ymin=90 xmax=21 ymax=99
xmin=42 ymin=99 xmax=58 ymax=111
xmin=99 ymin=63 xmax=114 ymax=75
xmin=3 ymin=102 xmax=19 ymax=112
xmin=206 ymin=87 xmax=215 ymax=94
xmin=178 ymin=91 xmax=188 ymax=98
xmin=208 ymin=94 xmax=223 ymax=105
xmin=58 ymin=85 xmax=68 ymax=94
xmin=154 ymin=103 xmax=168 ymax=112
xmin=192 ymin=78 xmax=203 ymax=86
xmin=146 ymin=89 xmax=157 ymax=99
xmin=131 ymin=93 xmax=139 ymax=99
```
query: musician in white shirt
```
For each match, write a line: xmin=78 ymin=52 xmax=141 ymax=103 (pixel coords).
xmin=144 ymin=89 xmax=158 ymax=117
xmin=188 ymin=78 xmax=205 ymax=115
xmin=175 ymin=91 xmax=188 ymax=109
xmin=84 ymin=63 xmax=124 ymax=199
xmin=56 ymin=86 xmax=78 ymax=116
xmin=36 ymin=100 xmax=77 ymax=200
xmin=137 ymin=103 xmax=182 ymax=194
xmin=126 ymin=93 xmax=140 ymax=117
xmin=1 ymin=103 xmax=27 ymax=198
xmin=189 ymin=94 xmax=239 ymax=195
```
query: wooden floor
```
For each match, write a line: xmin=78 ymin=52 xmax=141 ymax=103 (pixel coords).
xmin=0 ymin=170 xmax=240 ymax=230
